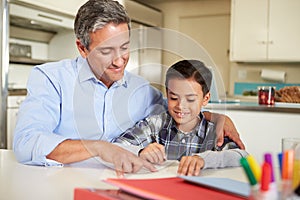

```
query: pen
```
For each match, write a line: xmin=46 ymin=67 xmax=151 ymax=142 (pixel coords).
xmin=150 ymin=134 xmax=157 ymax=143
xmin=260 ymin=162 xmax=271 ymax=191
xmin=264 ymin=153 xmax=275 ymax=182
xmin=240 ymin=157 xmax=257 ymax=186
xmin=246 ymin=155 xmax=261 ymax=182
xmin=278 ymin=152 xmax=283 ymax=177
xmin=282 ymin=150 xmax=294 ymax=180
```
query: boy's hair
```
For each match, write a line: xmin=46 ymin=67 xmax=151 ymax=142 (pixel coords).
xmin=165 ymin=60 xmax=212 ymax=96
xmin=74 ymin=0 xmax=131 ymax=50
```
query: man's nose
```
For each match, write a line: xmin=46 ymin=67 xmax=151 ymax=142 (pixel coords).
xmin=112 ymin=51 xmax=125 ymax=67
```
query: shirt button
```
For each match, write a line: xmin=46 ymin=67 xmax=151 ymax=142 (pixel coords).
xmin=182 ymin=139 xmax=186 ymax=143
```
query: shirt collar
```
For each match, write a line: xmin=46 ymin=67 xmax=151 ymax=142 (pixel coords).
xmin=77 ymin=56 xmax=128 ymax=88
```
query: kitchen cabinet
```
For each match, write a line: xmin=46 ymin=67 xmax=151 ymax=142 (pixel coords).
xmin=230 ymin=0 xmax=300 ymax=62
xmin=14 ymin=0 xmax=87 ymax=16
xmin=210 ymin=108 xmax=300 ymax=165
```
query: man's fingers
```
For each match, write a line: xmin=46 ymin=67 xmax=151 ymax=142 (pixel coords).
xmin=141 ymin=159 xmax=157 ymax=172
xmin=115 ymin=170 xmax=124 ymax=178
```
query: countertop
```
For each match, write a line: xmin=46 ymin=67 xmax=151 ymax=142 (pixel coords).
xmin=207 ymin=100 xmax=300 ymax=114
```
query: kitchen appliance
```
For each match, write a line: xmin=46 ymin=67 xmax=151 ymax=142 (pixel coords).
xmin=0 ymin=0 xmax=163 ymax=149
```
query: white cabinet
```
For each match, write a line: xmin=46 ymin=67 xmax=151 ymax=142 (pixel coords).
xmin=212 ymin=109 xmax=300 ymax=165
xmin=230 ymin=0 xmax=300 ymax=62
xmin=14 ymin=0 xmax=87 ymax=16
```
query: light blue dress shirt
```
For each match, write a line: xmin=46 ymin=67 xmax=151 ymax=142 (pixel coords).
xmin=13 ymin=56 xmax=165 ymax=166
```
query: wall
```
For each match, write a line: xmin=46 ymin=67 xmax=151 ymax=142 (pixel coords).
xmin=139 ymin=0 xmax=300 ymax=97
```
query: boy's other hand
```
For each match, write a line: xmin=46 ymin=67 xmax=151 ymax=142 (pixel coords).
xmin=139 ymin=143 xmax=166 ymax=164
xmin=177 ymin=155 xmax=204 ymax=176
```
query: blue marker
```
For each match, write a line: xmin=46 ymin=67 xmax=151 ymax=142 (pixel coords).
xmin=278 ymin=153 xmax=283 ymax=178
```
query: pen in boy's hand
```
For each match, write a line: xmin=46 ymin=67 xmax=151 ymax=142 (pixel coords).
xmin=150 ymin=135 xmax=156 ymax=143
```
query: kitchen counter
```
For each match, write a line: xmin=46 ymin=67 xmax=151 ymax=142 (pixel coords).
xmin=207 ymin=101 xmax=300 ymax=114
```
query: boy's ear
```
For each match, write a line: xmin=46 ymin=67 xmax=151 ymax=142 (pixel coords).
xmin=202 ymin=92 xmax=211 ymax=106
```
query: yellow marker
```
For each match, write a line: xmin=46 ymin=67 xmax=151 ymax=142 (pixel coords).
xmin=246 ymin=155 xmax=261 ymax=182
xmin=293 ymin=159 xmax=300 ymax=189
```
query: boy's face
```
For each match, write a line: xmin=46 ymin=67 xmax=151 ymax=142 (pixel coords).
xmin=167 ymin=78 xmax=210 ymax=132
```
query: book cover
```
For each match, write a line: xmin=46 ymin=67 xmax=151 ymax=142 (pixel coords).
xmin=104 ymin=177 xmax=250 ymax=200
xmin=74 ymin=188 xmax=145 ymax=200
xmin=179 ymin=176 xmax=251 ymax=197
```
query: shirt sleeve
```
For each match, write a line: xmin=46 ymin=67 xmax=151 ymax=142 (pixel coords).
xmin=113 ymin=114 xmax=165 ymax=155
xmin=196 ymin=149 xmax=249 ymax=169
xmin=13 ymin=67 xmax=69 ymax=166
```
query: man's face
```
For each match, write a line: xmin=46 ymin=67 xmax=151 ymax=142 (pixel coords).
xmin=77 ymin=23 xmax=130 ymax=88
xmin=167 ymin=78 xmax=210 ymax=132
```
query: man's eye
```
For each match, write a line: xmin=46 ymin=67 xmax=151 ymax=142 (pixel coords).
xmin=170 ymin=97 xmax=178 ymax=100
xmin=100 ymin=49 xmax=112 ymax=55
xmin=121 ymin=45 xmax=129 ymax=51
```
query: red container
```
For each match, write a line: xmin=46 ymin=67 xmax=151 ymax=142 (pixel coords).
xmin=258 ymin=86 xmax=275 ymax=105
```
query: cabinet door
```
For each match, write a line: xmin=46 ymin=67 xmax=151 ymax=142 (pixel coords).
xmin=15 ymin=0 xmax=87 ymax=16
xmin=230 ymin=0 xmax=268 ymax=61
xmin=268 ymin=0 xmax=300 ymax=61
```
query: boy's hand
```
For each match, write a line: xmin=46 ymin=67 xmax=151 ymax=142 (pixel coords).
xmin=177 ymin=155 xmax=204 ymax=176
xmin=139 ymin=143 xmax=166 ymax=164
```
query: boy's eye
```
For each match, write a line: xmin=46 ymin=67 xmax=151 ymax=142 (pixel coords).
xmin=187 ymin=99 xmax=196 ymax=103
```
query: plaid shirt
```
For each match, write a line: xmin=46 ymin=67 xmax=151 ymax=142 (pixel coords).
xmin=114 ymin=111 xmax=218 ymax=160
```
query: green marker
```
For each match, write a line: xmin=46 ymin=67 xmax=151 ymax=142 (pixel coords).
xmin=240 ymin=157 xmax=257 ymax=186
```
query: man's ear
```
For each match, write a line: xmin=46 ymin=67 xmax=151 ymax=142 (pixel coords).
xmin=76 ymin=39 xmax=88 ymax=58
xmin=202 ymin=92 xmax=211 ymax=106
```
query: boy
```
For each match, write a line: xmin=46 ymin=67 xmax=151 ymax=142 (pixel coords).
xmin=114 ymin=60 xmax=248 ymax=176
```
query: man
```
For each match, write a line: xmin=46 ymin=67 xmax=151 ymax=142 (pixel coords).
xmin=13 ymin=0 xmax=244 ymax=177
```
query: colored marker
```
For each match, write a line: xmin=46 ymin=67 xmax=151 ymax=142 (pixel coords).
xmin=240 ymin=157 xmax=257 ymax=186
xmin=278 ymin=152 xmax=283 ymax=177
xmin=246 ymin=155 xmax=261 ymax=182
xmin=282 ymin=150 xmax=294 ymax=180
xmin=264 ymin=153 xmax=275 ymax=182
xmin=260 ymin=162 xmax=271 ymax=191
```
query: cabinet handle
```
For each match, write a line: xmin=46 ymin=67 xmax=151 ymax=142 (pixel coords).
xmin=37 ymin=14 xmax=63 ymax=23
xmin=258 ymin=41 xmax=267 ymax=44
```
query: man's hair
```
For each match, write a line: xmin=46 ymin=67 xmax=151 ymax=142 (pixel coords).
xmin=74 ymin=0 xmax=131 ymax=50
xmin=165 ymin=59 xmax=212 ymax=96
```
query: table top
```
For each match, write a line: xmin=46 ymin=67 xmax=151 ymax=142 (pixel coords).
xmin=0 ymin=149 xmax=249 ymax=200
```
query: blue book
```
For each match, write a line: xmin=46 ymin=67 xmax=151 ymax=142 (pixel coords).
xmin=180 ymin=176 xmax=251 ymax=198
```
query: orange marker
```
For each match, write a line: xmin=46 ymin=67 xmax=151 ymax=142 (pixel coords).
xmin=282 ymin=150 xmax=294 ymax=180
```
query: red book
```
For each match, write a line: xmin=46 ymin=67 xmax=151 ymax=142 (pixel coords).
xmin=74 ymin=177 xmax=251 ymax=200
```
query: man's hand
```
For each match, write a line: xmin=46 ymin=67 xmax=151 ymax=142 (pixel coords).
xmin=46 ymin=140 xmax=157 ymax=178
xmin=96 ymin=141 xmax=157 ymax=177
xmin=177 ymin=155 xmax=204 ymax=176
xmin=203 ymin=112 xmax=245 ymax=150
xmin=139 ymin=143 xmax=166 ymax=164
